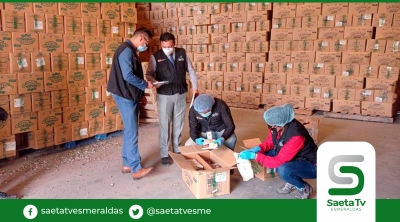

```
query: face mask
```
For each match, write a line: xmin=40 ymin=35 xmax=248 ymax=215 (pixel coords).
xmin=162 ymin=48 xmax=174 ymax=56
xmin=138 ymin=45 xmax=148 ymax=52
xmin=200 ymin=111 xmax=212 ymax=118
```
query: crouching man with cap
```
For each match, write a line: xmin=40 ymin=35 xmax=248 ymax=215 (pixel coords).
xmin=239 ymin=104 xmax=317 ymax=199
xmin=185 ymin=94 xmax=237 ymax=151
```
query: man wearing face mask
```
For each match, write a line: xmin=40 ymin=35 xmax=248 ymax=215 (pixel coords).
xmin=107 ymin=27 xmax=154 ymax=180
xmin=185 ymin=94 xmax=237 ymax=152
xmin=239 ymin=104 xmax=317 ymax=199
xmin=146 ymin=32 xmax=199 ymax=166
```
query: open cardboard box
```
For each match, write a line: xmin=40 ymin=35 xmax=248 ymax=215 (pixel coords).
xmin=169 ymin=145 xmax=236 ymax=199
xmin=242 ymin=138 xmax=279 ymax=181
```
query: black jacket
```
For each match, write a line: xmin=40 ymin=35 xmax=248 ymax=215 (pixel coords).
xmin=189 ymin=98 xmax=235 ymax=140
xmin=107 ymin=41 xmax=144 ymax=102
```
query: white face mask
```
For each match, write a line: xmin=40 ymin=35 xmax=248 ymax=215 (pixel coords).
xmin=162 ymin=48 xmax=174 ymax=56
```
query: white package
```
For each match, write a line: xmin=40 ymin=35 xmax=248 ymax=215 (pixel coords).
xmin=233 ymin=152 xmax=254 ymax=181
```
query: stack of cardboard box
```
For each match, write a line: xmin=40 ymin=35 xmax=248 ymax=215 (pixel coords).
xmin=137 ymin=3 xmax=272 ymax=109
xmin=0 ymin=3 xmax=137 ymax=158
xmin=268 ymin=3 xmax=400 ymax=117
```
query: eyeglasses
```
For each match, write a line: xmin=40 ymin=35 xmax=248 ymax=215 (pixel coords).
xmin=141 ymin=35 xmax=149 ymax=46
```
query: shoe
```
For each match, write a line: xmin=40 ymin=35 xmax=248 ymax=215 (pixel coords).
xmin=277 ymin=182 xmax=296 ymax=194
xmin=0 ymin=192 xmax=17 ymax=199
xmin=131 ymin=167 xmax=153 ymax=180
xmin=121 ymin=166 xmax=131 ymax=173
xmin=161 ymin=157 xmax=170 ymax=165
xmin=295 ymin=183 xmax=313 ymax=199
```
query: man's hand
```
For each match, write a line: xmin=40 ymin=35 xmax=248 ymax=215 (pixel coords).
xmin=140 ymin=96 xmax=147 ymax=106
xmin=147 ymin=81 xmax=153 ymax=89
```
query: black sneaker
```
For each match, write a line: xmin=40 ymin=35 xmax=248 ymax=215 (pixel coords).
xmin=0 ymin=192 xmax=17 ymax=199
xmin=161 ymin=157 xmax=170 ymax=165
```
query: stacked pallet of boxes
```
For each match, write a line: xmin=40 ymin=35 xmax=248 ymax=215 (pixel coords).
xmin=267 ymin=3 xmax=400 ymax=118
xmin=136 ymin=3 xmax=272 ymax=109
xmin=0 ymin=3 xmax=138 ymax=159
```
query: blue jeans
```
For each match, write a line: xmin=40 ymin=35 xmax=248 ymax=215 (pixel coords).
xmin=265 ymin=150 xmax=317 ymax=189
xmin=113 ymin=94 xmax=142 ymax=173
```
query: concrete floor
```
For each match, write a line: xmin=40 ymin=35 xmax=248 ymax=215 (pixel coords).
xmin=0 ymin=106 xmax=399 ymax=199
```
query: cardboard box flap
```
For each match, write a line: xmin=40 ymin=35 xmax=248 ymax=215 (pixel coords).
xmin=210 ymin=146 xmax=237 ymax=167
xmin=169 ymin=152 xmax=194 ymax=171
xmin=243 ymin=138 xmax=262 ymax=148
xmin=179 ymin=145 xmax=206 ymax=154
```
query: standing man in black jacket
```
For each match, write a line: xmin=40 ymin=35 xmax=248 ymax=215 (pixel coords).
xmin=107 ymin=27 xmax=154 ymax=180
xmin=146 ymin=32 xmax=199 ymax=165
xmin=185 ymin=94 xmax=237 ymax=151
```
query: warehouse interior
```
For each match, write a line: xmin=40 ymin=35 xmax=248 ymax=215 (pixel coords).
xmin=0 ymin=2 xmax=400 ymax=199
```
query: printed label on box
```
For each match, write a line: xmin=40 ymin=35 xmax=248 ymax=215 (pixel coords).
xmin=34 ymin=21 xmax=44 ymax=30
xmin=92 ymin=92 xmax=99 ymax=99
xmin=18 ymin=59 xmax=28 ymax=69
xmin=128 ymin=27 xmax=134 ymax=34
xmin=77 ymin=57 xmax=84 ymax=64
xmin=36 ymin=58 xmax=45 ymax=67
xmin=106 ymin=58 xmax=112 ymax=65
xmin=215 ymin=172 xmax=227 ymax=182
xmin=80 ymin=128 xmax=88 ymax=136
xmin=112 ymin=27 xmax=119 ymax=33
xmin=14 ymin=98 xmax=24 ymax=108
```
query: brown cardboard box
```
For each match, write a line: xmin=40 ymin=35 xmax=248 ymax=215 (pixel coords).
xmin=208 ymin=3 xmax=221 ymax=14
xmin=361 ymin=101 xmax=396 ymax=117
xmin=262 ymin=83 xmax=278 ymax=95
xmin=68 ymin=87 xmax=86 ymax=106
xmin=372 ymin=13 xmax=394 ymax=27
xmin=291 ymin=85 xmax=307 ymax=97
xmin=246 ymin=32 xmax=267 ymax=42
xmin=222 ymin=91 xmax=240 ymax=103
xmin=359 ymin=65 xmax=379 ymax=79
xmin=101 ymin=4 xmax=120 ymax=21
xmin=228 ymin=12 xmax=246 ymax=23
xmin=31 ymin=91 xmax=51 ymax=112
xmin=88 ymin=70 xmax=106 ymax=87
xmin=268 ymin=51 xmax=291 ymax=63
xmin=283 ymin=40 xmax=298 ymax=51
xmin=104 ymin=101 xmax=119 ymax=117
xmin=370 ymin=52 xmax=399 ymax=66
xmin=393 ymin=13 xmax=400 ymax=27
xmin=305 ymin=85 xmax=322 ymax=98
xmin=68 ymin=53 xmax=85 ymax=71
xmin=50 ymin=53 xmax=68 ymax=71
xmin=290 ymin=51 xmax=315 ymax=63
xmin=220 ymin=3 xmax=233 ymax=13
xmin=305 ymin=98 xmax=331 ymax=111
xmin=366 ymin=39 xmax=386 ymax=53
xmin=332 ymin=99 xmax=361 ymax=114
xmin=0 ymin=136 xmax=16 ymax=158
xmin=0 ymin=113 xmax=11 ymax=138
xmin=64 ymin=16 xmax=82 ymax=35
xmin=355 ymin=89 xmax=374 ymax=102
xmin=85 ymin=53 xmax=101 ymax=70
xmin=193 ymin=53 xmax=209 ymax=63
xmin=246 ymin=53 xmax=266 ymax=63
xmin=386 ymin=40 xmax=400 ymax=53
xmin=256 ymin=21 xmax=271 ymax=32
xmin=224 ymin=72 xmax=243 ymax=82
xmin=251 ymin=62 xmax=266 ymax=73
xmin=341 ymin=63 xmax=360 ymax=77
xmin=239 ymin=62 xmax=251 ymax=73
xmin=64 ymin=35 xmax=84 ymax=53
xmin=110 ymin=21 xmax=124 ymax=37
xmin=12 ymin=32 xmax=39 ymax=52
xmin=204 ymin=62 xmax=216 ymax=72
xmin=248 ymin=83 xmax=263 ymax=93
xmin=228 ymin=32 xmax=246 ymax=43
xmin=38 ymin=108 xmax=62 ymax=130
xmin=243 ymin=72 xmax=263 ymax=83
xmin=378 ymin=3 xmax=400 ymax=14
xmin=264 ymin=73 xmax=287 ymax=85
xmin=344 ymin=26 xmax=373 ymax=39
xmin=169 ymin=145 xmax=236 ymax=199
xmin=192 ymin=34 xmax=210 ymax=45
xmin=281 ymin=95 xmax=305 ymax=108
xmin=0 ymin=74 xmax=18 ymax=95
xmin=85 ymin=86 xmax=102 ymax=104
xmin=54 ymin=124 xmax=72 ymax=145
xmin=347 ymin=39 xmax=367 ymax=52
xmin=211 ymin=81 xmax=223 ymax=91
xmin=51 ymin=90 xmax=68 ymax=109
xmin=243 ymin=22 xmax=257 ymax=32
xmin=261 ymin=94 xmax=282 ymax=106
xmin=4 ymin=3 xmax=33 ymax=12
xmin=0 ymin=96 xmax=10 ymax=114
xmin=273 ymin=5 xmax=296 ymax=18
xmin=102 ymin=85 xmax=113 ymax=103
xmin=296 ymin=3 xmax=322 ymax=17
xmin=85 ymin=36 xmax=105 ymax=53
xmin=63 ymin=105 xmax=85 ymax=125
xmin=194 ymin=15 xmax=210 ymax=26
xmin=315 ymin=52 xmax=342 ymax=64
xmin=121 ymin=6 xmax=137 ymax=23
xmin=270 ymin=29 xmax=293 ymax=41
xmin=375 ymin=27 xmax=400 ymax=40
xmin=88 ymin=118 xmax=103 ymax=137
xmin=186 ymin=25 xmax=196 ymax=35
xmin=241 ymin=42 xmax=254 ymax=53
xmin=85 ymin=102 xmax=104 ymax=121
xmin=124 ymin=23 xmax=136 ymax=38
xmin=38 ymin=33 xmax=63 ymax=53
xmin=349 ymin=3 xmax=378 ymax=14
xmin=206 ymin=71 xmax=224 ymax=82
xmin=352 ymin=13 xmax=373 ymax=26
xmin=71 ymin=121 xmax=88 ymax=141
xmin=27 ymin=127 xmax=54 ymax=149
xmin=17 ymin=73 xmax=43 ymax=94
xmin=258 ymin=2 xmax=272 ymax=11
xmin=292 ymin=62 xmax=310 ymax=75
xmin=58 ymin=3 xmax=81 ymax=17
xmin=178 ymin=17 xmax=193 ymax=26
xmin=300 ymin=40 xmax=317 ymax=51
xmin=210 ymin=34 xmax=227 ymax=44
xmin=314 ymin=40 xmax=330 ymax=52
xmin=103 ymin=116 xmax=117 ymax=133
xmin=11 ymin=112 xmax=37 ymax=134
xmin=45 ymin=14 xmax=64 ymax=34
xmin=334 ymin=14 xmax=352 ymax=27
xmin=341 ymin=52 xmax=371 ymax=65
xmin=82 ymin=17 xmax=98 ymax=36
xmin=310 ymin=74 xmax=335 ymax=87
xmin=178 ymin=35 xmax=193 ymax=45
xmin=378 ymin=66 xmax=399 ymax=81
xmin=10 ymin=94 xmax=32 ymax=115
xmin=337 ymin=88 xmax=357 ymax=100
xmin=226 ymin=53 xmax=245 ymax=63
xmin=287 ymin=74 xmax=310 ymax=86
xmin=293 ymin=28 xmax=318 ymax=40
xmin=301 ymin=16 xmax=319 ymax=29
xmin=205 ymin=90 xmax=222 ymax=99
xmin=208 ymin=24 xmax=220 ymax=35
xmin=318 ymin=15 xmax=335 ymax=28
xmin=247 ymin=11 xmax=269 ymax=22
xmin=196 ymin=25 xmax=208 ymax=35
xmin=1 ymin=10 xmax=25 ymax=32
xmin=278 ymin=62 xmax=293 ymax=74
xmin=210 ymin=14 xmax=228 ymax=24
xmin=104 ymin=37 xmax=122 ymax=54
xmin=225 ymin=42 xmax=243 ymax=53
xmin=365 ymin=78 xmax=397 ymax=91
xmin=241 ymin=92 xmax=261 ymax=105
xmin=272 ymin=18 xmax=287 ymax=29
xmin=336 ymin=76 xmax=365 ymax=89
xmin=81 ymin=3 xmax=100 ymax=18
xmin=322 ymin=3 xmax=349 ymax=15
xmin=321 ymin=87 xmax=338 ymax=99
xmin=0 ymin=32 xmax=13 ymax=53
xmin=25 ymin=12 xmax=46 ymax=33
xmin=374 ymin=90 xmax=397 ymax=103
xmin=226 ymin=63 xmax=239 ymax=72
xmin=265 ymin=62 xmax=279 ymax=73
xmin=318 ymin=27 xmax=344 ymax=39
xmin=31 ymin=52 xmax=50 ymax=72
xmin=44 ymin=71 xmax=67 ymax=91
xmin=10 ymin=52 xmax=31 ymax=73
